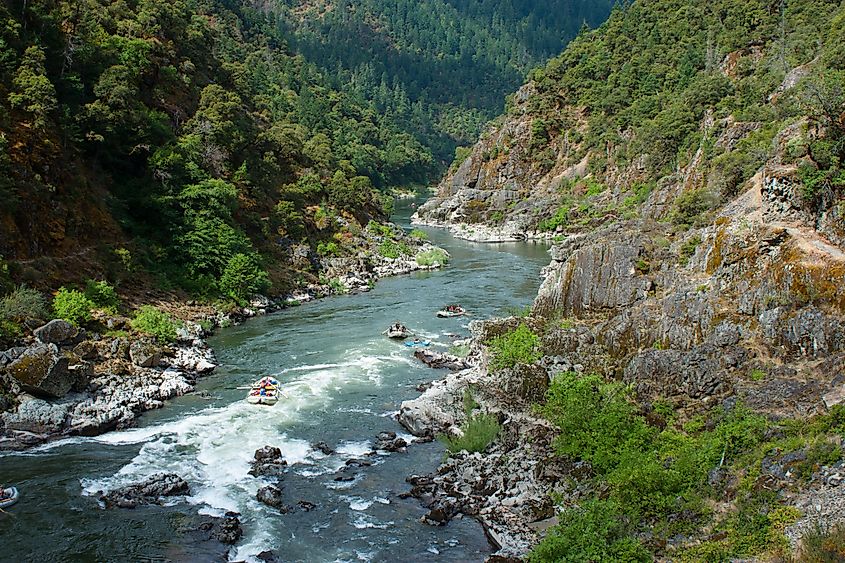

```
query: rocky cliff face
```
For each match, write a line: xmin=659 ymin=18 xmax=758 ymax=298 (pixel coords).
xmin=404 ymin=12 xmax=845 ymax=558
xmin=414 ymin=46 xmax=845 ymax=417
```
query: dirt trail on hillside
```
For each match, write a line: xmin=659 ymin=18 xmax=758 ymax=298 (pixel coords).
xmin=726 ymin=173 xmax=845 ymax=263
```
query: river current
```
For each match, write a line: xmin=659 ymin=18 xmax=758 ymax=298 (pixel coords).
xmin=0 ymin=200 xmax=550 ymax=562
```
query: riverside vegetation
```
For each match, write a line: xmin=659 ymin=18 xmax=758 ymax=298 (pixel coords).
xmin=407 ymin=0 xmax=845 ymax=560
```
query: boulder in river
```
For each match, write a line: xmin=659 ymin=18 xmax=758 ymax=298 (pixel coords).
xmin=311 ymin=441 xmax=335 ymax=455
xmin=413 ymin=349 xmax=471 ymax=371
xmin=256 ymin=485 xmax=286 ymax=509
xmin=375 ymin=431 xmax=408 ymax=452
xmin=201 ymin=511 xmax=243 ymax=544
xmin=249 ymin=445 xmax=288 ymax=478
xmin=100 ymin=473 xmax=190 ymax=508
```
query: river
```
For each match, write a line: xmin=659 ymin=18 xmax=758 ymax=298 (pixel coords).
xmin=0 ymin=200 xmax=551 ymax=562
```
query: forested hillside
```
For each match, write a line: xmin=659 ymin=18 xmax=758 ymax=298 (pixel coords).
xmin=276 ymin=0 xmax=614 ymax=162
xmin=0 ymin=0 xmax=612 ymax=301
xmin=0 ymin=0 xmax=442 ymax=294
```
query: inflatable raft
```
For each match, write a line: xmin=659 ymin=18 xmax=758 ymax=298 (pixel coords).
xmin=247 ymin=377 xmax=280 ymax=406
xmin=0 ymin=487 xmax=19 ymax=509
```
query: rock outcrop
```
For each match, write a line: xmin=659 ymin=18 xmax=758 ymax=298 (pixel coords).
xmin=100 ymin=473 xmax=190 ymax=508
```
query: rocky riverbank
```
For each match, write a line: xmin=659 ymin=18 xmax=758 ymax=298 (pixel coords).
xmin=0 ymin=229 xmax=449 ymax=451
xmin=399 ymin=319 xmax=569 ymax=559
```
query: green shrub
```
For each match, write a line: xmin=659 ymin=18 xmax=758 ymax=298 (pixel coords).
xmin=84 ymin=280 xmax=120 ymax=312
xmin=53 ymin=287 xmax=94 ymax=326
xmin=540 ymin=373 xmax=655 ymax=474
xmin=438 ymin=389 xmax=499 ymax=454
xmin=528 ymin=499 xmax=651 ymax=563
xmin=438 ymin=412 xmax=501 ymax=454
xmin=450 ymin=146 xmax=472 ymax=171
xmin=679 ymin=235 xmax=702 ymax=266
xmin=316 ymin=241 xmax=341 ymax=256
xmin=672 ymin=188 xmax=718 ymax=227
xmin=0 ymin=286 xmax=49 ymax=324
xmin=130 ymin=306 xmax=179 ymax=342
xmin=538 ymin=205 xmax=570 ymax=232
xmin=448 ymin=344 xmax=469 ymax=357
xmin=0 ymin=319 xmax=22 ymax=339
xmin=367 ymin=220 xmax=394 ymax=238
xmin=584 ymin=178 xmax=606 ymax=197
xmin=487 ymin=324 xmax=540 ymax=370
xmin=408 ymin=228 xmax=429 ymax=240
xmin=378 ymin=239 xmax=411 ymax=259
xmin=219 ymin=253 xmax=271 ymax=304
xmin=415 ymin=248 xmax=449 ymax=266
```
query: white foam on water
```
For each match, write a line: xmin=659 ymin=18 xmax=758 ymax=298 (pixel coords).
xmin=324 ymin=474 xmax=364 ymax=491
xmin=342 ymin=496 xmax=373 ymax=511
xmin=335 ymin=440 xmax=373 ymax=458
xmin=75 ymin=350 xmax=398 ymax=561
xmin=355 ymin=549 xmax=377 ymax=561
xmin=351 ymin=514 xmax=394 ymax=530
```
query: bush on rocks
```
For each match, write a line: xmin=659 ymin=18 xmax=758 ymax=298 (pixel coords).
xmin=0 ymin=286 xmax=48 ymax=338
xmin=378 ymin=239 xmax=412 ymax=259
xmin=487 ymin=324 xmax=540 ymax=370
xmin=130 ymin=306 xmax=179 ymax=343
xmin=534 ymin=372 xmax=845 ymax=560
xmin=438 ymin=389 xmax=500 ymax=455
xmin=53 ymin=287 xmax=94 ymax=326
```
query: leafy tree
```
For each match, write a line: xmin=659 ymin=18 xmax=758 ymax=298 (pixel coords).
xmin=8 ymin=45 xmax=57 ymax=129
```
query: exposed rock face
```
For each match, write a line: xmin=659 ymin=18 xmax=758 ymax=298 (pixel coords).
xmin=533 ymin=232 xmax=652 ymax=317
xmin=33 ymin=320 xmax=78 ymax=345
xmin=400 ymin=364 xmax=570 ymax=558
xmin=100 ymin=473 xmax=190 ymax=508
xmin=407 ymin=58 xmax=845 ymax=559
xmin=1 ymin=396 xmax=72 ymax=433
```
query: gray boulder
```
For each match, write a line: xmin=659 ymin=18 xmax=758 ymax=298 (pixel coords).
xmin=129 ymin=340 xmax=162 ymax=368
xmin=7 ymin=345 xmax=89 ymax=398
xmin=33 ymin=319 xmax=78 ymax=345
